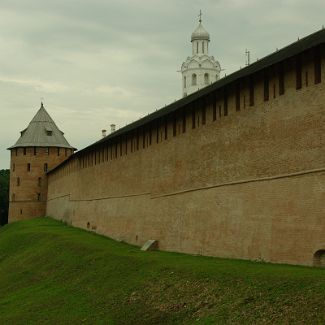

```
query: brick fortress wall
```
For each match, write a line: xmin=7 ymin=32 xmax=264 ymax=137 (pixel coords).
xmin=46 ymin=46 xmax=325 ymax=266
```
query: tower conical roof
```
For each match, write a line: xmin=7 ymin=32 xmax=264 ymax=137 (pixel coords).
xmin=8 ymin=103 xmax=75 ymax=150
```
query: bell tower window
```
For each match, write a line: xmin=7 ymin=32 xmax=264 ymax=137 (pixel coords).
xmin=204 ymin=73 xmax=209 ymax=85
xmin=192 ymin=74 xmax=197 ymax=86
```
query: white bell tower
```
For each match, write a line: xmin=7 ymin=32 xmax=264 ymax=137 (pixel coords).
xmin=181 ymin=11 xmax=221 ymax=97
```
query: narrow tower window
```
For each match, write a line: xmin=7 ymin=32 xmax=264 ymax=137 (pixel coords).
xmin=38 ymin=177 xmax=42 ymax=187
xmin=17 ymin=177 xmax=20 ymax=186
xmin=27 ymin=163 xmax=31 ymax=172
xmin=196 ymin=42 xmax=198 ymax=54
xmin=192 ymin=74 xmax=197 ymax=86
xmin=44 ymin=163 xmax=48 ymax=172
xmin=37 ymin=193 xmax=41 ymax=201
xmin=183 ymin=76 xmax=186 ymax=88
xmin=204 ymin=73 xmax=209 ymax=85
xmin=33 ymin=147 xmax=37 ymax=155
xmin=23 ymin=148 xmax=26 ymax=155
xmin=57 ymin=148 xmax=60 ymax=156
xmin=202 ymin=42 xmax=204 ymax=53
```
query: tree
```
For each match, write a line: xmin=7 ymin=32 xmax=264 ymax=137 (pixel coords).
xmin=0 ymin=169 xmax=10 ymax=225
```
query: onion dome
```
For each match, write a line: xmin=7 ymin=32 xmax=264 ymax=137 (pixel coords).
xmin=191 ymin=22 xmax=210 ymax=42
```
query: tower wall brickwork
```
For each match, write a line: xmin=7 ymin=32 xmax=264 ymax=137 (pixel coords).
xmin=8 ymin=146 xmax=73 ymax=222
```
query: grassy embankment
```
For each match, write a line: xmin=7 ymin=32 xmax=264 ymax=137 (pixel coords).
xmin=0 ymin=218 xmax=325 ymax=324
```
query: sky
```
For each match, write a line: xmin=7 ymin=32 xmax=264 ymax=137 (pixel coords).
xmin=0 ymin=0 xmax=324 ymax=169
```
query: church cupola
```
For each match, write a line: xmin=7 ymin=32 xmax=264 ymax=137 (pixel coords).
xmin=181 ymin=11 xmax=221 ymax=97
xmin=191 ymin=13 xmax=210 ymax=56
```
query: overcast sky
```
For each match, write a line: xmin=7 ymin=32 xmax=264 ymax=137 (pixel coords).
xmin=0 ymin=0 xmax=324 ymax=169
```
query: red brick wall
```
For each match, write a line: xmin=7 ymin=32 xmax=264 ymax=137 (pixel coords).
xmin=46 ymin=50 xmax=325 ymax=266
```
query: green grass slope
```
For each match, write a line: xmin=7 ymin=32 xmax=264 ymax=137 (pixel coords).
xmin=0 ymin=218 xmax=325 ymax=325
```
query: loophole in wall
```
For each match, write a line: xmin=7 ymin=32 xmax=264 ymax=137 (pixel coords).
xmin=313 ymin=250 xmax=325 ymax=267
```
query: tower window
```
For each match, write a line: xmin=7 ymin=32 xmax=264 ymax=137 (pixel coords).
xmin=44 ymin=163 xmax=48 ymax=172
xmin=192 ymin=74 xmax=197 ymax=86
xmin=38 ymin=177 xmax=42 ymax=187
xmin=57 ymin=148 xmax=60 ymax=156
xmin=202 ymin=42 xmax=204 ymax=53
xmin=17 ymin=177 xmax=20 ymax=186
xmin=23 ymin=148 xmax=26 ymax=155
xmin=12 ymin=163 xmax=15 ymax=172
xmin=37 ymin=193 xmax=41 ymax=201
xmin=33 ymin=147 xmax=37 ymax=155
xmin=27 ymin=163 xmax=31 ymax=172
xmin=204 ymin=73 xmax=209 ymax=85
xmin=12 ymin=193 xmax=15 ymax=202
xmin=183 ymin=76 xmax=186 ymax=88
xmin=196 ymin=42 xmax=198 ymax=53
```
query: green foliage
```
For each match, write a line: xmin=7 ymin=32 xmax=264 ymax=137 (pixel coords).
xmin=0 ymin=218 xmax=325 ymax=324
xmin=0 ymin=169 xmax=9 ymax=225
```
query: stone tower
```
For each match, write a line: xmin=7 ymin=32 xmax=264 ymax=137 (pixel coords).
xmin=181 ymin=12 xmax=221 ymax=97
xmin=7 ymin=103 xmax=75 ymax=222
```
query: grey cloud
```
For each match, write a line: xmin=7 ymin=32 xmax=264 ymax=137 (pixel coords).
xmin=1 ymin=0 xmax=324 ymax=168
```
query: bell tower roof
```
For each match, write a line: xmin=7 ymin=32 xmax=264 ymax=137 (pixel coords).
xmin=8 ymin=103 xmax=75 ymax=150
xmin=191 ymin=11 xmax=210 ymax=42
